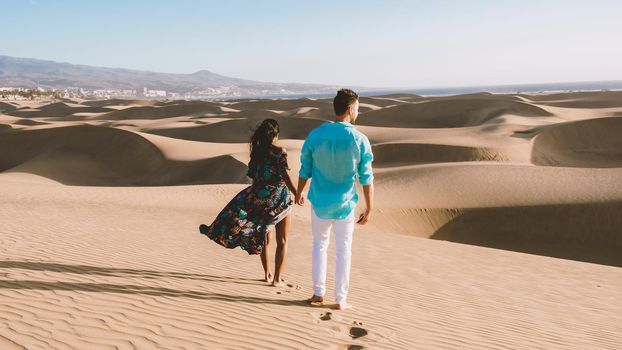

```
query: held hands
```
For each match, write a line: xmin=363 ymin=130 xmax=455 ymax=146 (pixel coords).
xmin=294 ymin=178 xmax=309 ymax=207
xmin=356 ymin=207 xmax=372 ymax=225
xmin=295 ymin=192 xmax=305 ymax=206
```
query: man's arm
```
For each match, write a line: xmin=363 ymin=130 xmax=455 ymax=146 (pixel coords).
xmin=357 ymin=183 xmax=374 ymax=225
xmin=295 ymin=177 xmax=309 ymax=206
xmin=296 ymin=136 xmax=313 ymax=206
xmin=357 ymin=136 xmax=374 ymax=225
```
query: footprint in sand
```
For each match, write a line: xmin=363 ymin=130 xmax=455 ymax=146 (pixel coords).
xmin=286 ymin=283 xmax=302 ymax=290
xmin=312 ymin=312 xmax=366 ymax=342
xmin=347 ymin=345 xmax=364 ymax=350
xmin=271 ymin=281 xmax=301 ymax=289
xmin=349 ymin=326 xmax=368 ymax=339
xmin=272 ymin=282 xmax=302 ymax=294
xmin=311 ymin=310 xmax=342 ymax=324
xmin=273 ymin=289 xmax=292 ymax=295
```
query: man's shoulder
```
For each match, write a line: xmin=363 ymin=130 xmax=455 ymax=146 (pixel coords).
xmin=306 ymin=122 xmax=368 ymax=142
xmin=351 ymin=127 xmax=370 ymax=143
xmin=306 ymin=122 xmax=331 ymax=139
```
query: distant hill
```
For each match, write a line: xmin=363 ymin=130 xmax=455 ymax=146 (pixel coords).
xmin=4 ymin=55 xmax=620 ymax=99
xmin=0 ymin=55 xmax=339 ymax=96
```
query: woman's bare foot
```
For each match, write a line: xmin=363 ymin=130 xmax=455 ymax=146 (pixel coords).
xmin=264 ymin=272 xmax=273 ymax=283
xmin=271 ymin=276 xmax=284 ymax=287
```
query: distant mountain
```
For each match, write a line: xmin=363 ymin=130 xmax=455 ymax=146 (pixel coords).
xmin=0 ymin=55 xmax=339 ymax=97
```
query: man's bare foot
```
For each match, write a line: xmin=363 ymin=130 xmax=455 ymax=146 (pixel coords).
xmin=307 ymin=295 xmax=324 ymax=305
xmin=264 ymin=272 xmax=273 ymax=283
xmin=333 ymin=303 xmax=353 ymax=310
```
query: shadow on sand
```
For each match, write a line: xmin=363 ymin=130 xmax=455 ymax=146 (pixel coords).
xmin=431 ymin=201 xmax=622 ymax=267
xmin=0 ymin=260 xmax=307 ymax=306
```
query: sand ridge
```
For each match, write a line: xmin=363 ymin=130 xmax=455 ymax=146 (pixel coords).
xmin=1 ymin=178 xmax=621 ymax=349
xmin=357 ymin=97 xmax=552 ymax=128
xmin=2 ymin=93 xmax=622 ymax=258
xmin=1 ymin=91 xmax=622 ymax=348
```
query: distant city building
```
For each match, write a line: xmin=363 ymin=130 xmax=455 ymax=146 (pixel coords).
xmin=2 ymin=83 xmax=341 ymax=101
xmin=144 ymin=88 xmax=166 ymax=97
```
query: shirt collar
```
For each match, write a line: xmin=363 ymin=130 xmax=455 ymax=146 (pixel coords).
xmin=333 ymin=121 xmax=353 ymax=127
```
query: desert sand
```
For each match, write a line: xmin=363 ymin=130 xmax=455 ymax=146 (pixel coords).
xmin=1 ymin=91 xmax=621 ymax=349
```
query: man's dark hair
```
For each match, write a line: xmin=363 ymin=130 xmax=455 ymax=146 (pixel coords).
xmin=333 ymin=89 xmax=359 ymax=116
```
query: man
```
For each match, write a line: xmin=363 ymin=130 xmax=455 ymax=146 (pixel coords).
xmin=295 ymin=88 xmax=374 ymax=310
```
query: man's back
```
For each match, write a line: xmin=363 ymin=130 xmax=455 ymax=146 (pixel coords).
xmin=299 ymin=121 xmax=373 ymax=220
xmin=296 ymin=89 xmax=374 ymax=309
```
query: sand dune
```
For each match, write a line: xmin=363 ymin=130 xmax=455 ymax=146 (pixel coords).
xmin=372 ymin=93 xmax=422 ymax=100
xmin=0 ymin=102 xmax=18 ymax=112
xmin=0 ymin=123 xmax=12 ymax=133
xmin=372 ymin=199 xmax=622 ymax=267
xmin=372 ymin=142 xmax=507 ymax=167
xmin=81 ymin=98 xmax=161 ymax=107
xmin=358 ymin=96 xmax=414 ymax=107
xmin=287 ymin=105 xmax=337 ymax=120
xmin=532 ymin=116 xmax=622 ymax=167
xmin=357 ymin=97 xmax=552 ymax=128
xmin=519 ymin=91 xmax=622 ymax=108
xmin=229 ymin=98 xmax=331 ymax=112
xmin=93 ymin=102 xmax=227 ymax=120
xmin=371 ymin=162 xmax=622 ymax=266
xmin=434 ymin=92 xmax=523 ymax=101
xmin=7 ymin=102 xmax=113 ymax=119
xmin=0 ymin=125 xmax=248 ymax=185
xmin=432 ymin=201 xmax=622 ymax=266
xmin=154 ymin=99 xmax=231 ymax=107
xmin=1 ymin=176 xmax=621 ymax=349
xmin=143 ymin=116 xmax=325 ymax=143
xmin=1 ymin=92 xmax=622 ymax=349
xmin=220 ymin=109 xmax=282 ymax=119
xmin=12 ymin=118 xmax=49 ymax=126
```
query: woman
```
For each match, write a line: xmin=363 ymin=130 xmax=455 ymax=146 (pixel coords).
xmin=199 ymin=118 xmax=295 ymax=286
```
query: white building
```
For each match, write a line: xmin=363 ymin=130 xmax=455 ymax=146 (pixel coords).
xmin=144 ymin=89 xmax=166 ymax=97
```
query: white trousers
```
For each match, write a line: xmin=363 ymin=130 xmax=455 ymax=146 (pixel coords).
xmin=311 ymin=207 xmax=355 ymax=305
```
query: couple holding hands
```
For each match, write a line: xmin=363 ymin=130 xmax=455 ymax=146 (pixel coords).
xmin=199 ymin=89 xmax=373 ymax=310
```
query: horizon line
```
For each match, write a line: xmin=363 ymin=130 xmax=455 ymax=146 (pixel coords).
xmin=2 ymin=53 xmax=622 ymax=93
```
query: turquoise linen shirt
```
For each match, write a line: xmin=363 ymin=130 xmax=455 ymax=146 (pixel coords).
xmin=299 ymin=121 xmax=374 ymax=220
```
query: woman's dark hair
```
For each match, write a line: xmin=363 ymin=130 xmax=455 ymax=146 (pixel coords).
xmin=249 ymin=118 xmax=280 ymax=170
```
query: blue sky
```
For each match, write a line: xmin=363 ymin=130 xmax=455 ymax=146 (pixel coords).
xmin=2 ymin=0 xmax=621 ymax=88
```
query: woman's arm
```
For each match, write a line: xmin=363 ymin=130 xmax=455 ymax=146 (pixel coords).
xmin=283 ymin=170 xmax=297 ymax=197
xmin=277 ymin=147 xmax=297 ymax=196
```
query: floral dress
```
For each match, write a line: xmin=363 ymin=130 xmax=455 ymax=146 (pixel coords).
xmin=199 ymin=146 xmax=293 ymax=255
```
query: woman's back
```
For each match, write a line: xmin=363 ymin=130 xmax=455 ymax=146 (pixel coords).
xmin=247 ymin=146 xmax=289 ymax=184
